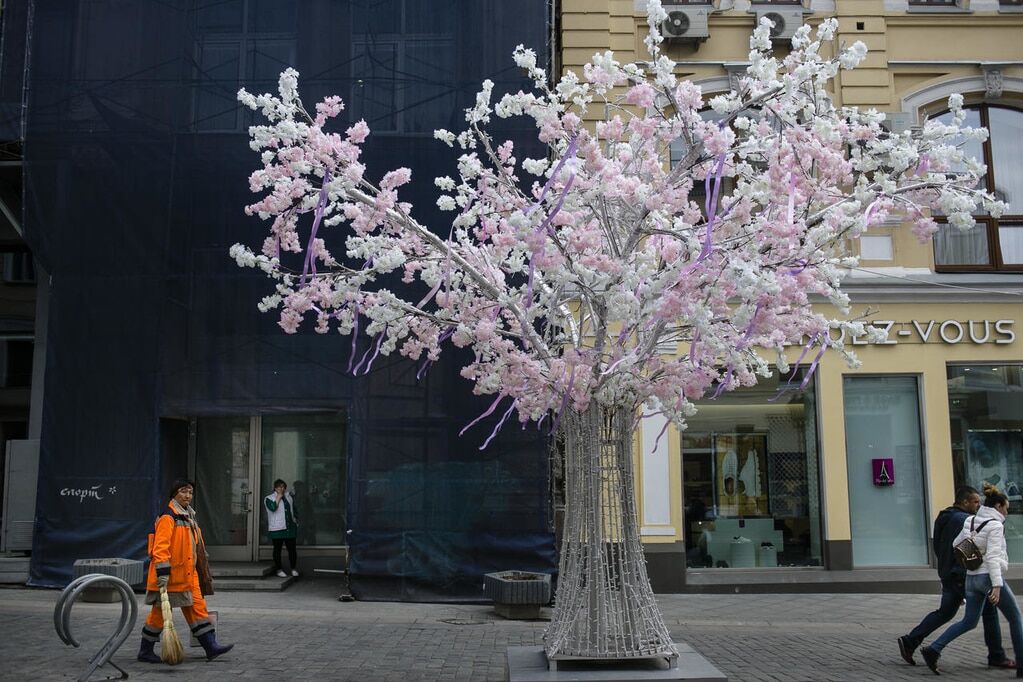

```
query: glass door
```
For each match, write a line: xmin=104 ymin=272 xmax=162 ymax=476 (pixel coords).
xmin=195 ymin=416 xmax=259 ymax=561
xmin=843 ymin=376 xmax=929 ymax=566
xmin=259 ymin=413 xmax=347 ymax=547
xmin=192 ymin=413 xmax=348 ymax=562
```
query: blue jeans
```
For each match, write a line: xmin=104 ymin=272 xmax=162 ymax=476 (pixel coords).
xmin=932 ymin=573 xmax=1023 ymax=662
xmin=907 ymin=577 xmax=1006 ymax=662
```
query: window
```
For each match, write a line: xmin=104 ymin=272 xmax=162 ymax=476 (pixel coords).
xmin=192 ymin=0 xmax=297 ymax=132
xmin=948 ymin=365 xmax=1023 ymax=562
xmin=350 ymin=0 xmax=456 ymax=135
xmin=681 ymin=371 xmax=822 ymax=568
xmin=0 ymin=250 xmax=34 ymax=283
xmin=933 ymin=105 xmax=1023 ymax=271
xmin=0 ymin=338 xmax=33 ymax=388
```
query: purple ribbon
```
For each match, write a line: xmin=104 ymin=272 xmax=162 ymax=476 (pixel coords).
xmin=712 ymin=363 xmax=733 ymax=399
xmin=801 ymin=338 xmax=828 ymax=390
xmin=346 ymin=311 xmax=361 ymax=374
xmin=479 ymin=399 xmax=518 ymax=450
xmin=680 ymin=153 xmax=730 ymax=278
xmin=524 ymin=136 xmax=579 ymax=310
xmin=351 ymin=328 xmax=385 ymax=375
xmin=786 ymin=170 xmax=797 ymax=228
xmin=459 ymin=394 xmax=507 ymax=437
xmin=415 ymin=327 xmax=455 ymax=381
xmin=362 ymin=328 xmax=387 ymax=375
xmin=301 ymin=172 xmax=332 ymax=286
xmin=547 ymin=364 xmax=577 ymax=437
xmin=523 ymin=135 xmax=579 ymax=216
xmin=738 ymin=303 xmax=763 ymax=349
xmin=786 ymin=259 xmax=808 ymax=277
xmin=650 ymin=415 xmax=671 ymax=454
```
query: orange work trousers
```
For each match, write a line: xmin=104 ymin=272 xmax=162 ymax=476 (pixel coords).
xmin=142 ymin=572 xmax=212 ymax=639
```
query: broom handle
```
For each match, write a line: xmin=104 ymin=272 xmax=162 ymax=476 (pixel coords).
xmin=160 ymin=586 xmax=173 ymax=622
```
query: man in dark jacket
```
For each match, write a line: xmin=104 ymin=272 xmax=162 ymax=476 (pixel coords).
xmin=898 ymin=486 xmax=1014 ymax=668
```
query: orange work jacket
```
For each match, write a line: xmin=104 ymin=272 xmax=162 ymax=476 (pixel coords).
xmin=145 ymin=502 xmax=203 ymax=594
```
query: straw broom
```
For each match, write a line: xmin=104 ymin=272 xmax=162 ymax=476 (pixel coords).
xmin=159 ymin=586 xmax=185 ymax=665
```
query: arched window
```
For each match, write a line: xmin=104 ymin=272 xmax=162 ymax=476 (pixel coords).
xmin=933 ymin=104 xmax=1023 ymax=271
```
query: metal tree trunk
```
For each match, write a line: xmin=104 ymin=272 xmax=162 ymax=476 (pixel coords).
xmin=544 ymin=402 xmax=677 ymax=661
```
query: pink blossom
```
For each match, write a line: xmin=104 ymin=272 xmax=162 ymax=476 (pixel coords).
xmin=346 ymin=120 xmax=370 ymax=144
xmin=381 ymin=168 xmax=412 ymax=190
xmin=624 ymin=83 xmax=656 ymax=108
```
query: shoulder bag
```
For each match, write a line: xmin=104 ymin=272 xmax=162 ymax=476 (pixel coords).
xmin=953 ymin=515 xmax=993 ymax=571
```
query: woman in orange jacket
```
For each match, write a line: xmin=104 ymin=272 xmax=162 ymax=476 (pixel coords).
xmin=138 ymin=478 xmax=233 ymax=664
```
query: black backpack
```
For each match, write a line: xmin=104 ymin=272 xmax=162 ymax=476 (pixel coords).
xmin=953 ymin=516 xmax=992 ymax=571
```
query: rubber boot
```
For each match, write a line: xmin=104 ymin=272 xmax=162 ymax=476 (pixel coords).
xmin=196 ymin=630 xmax=234 ymax=661
xmin=137 ymin=638 xmax=161 ymax=664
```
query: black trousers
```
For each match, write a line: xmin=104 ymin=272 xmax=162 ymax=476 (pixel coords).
xmin=272 ymin=538 xmax=297 ymax=571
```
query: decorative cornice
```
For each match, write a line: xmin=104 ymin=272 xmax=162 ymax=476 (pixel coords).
xmin=840 ymin=269 xmax=1023 ymax=303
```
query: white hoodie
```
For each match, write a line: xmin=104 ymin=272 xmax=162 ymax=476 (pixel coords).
xmin=953 ymin=504 xmax=1008 ymax=587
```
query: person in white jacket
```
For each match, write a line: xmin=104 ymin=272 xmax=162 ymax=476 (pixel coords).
xmin=921 ymin=484 xmax=1023 ymax=677
xmin=264 ymin=479 xmax=299 ymax=578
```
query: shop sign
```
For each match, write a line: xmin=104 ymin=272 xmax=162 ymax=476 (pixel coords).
xmin=872 ymin=458 xmax=895 ymax=486
xmin=828 ymin=319 xmax=1015 ymax=346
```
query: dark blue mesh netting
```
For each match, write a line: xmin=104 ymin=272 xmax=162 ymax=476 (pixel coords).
xmin=18 ymin=0 xmax=555 ymax=599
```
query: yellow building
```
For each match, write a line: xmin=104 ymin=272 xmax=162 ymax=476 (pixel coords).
xmin=561 ymin=0 xmax=1023 ymax=590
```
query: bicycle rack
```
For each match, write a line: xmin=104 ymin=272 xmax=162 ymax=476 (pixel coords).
xmin=54 ymin=573 xmax=138 ymax=681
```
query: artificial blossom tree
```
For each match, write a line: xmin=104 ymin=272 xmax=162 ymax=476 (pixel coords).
xmin=233 ymin=2 xmax=1000 ymax=664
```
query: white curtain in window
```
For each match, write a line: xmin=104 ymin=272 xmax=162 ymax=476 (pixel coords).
xmin=934 ymin=224 xmax=988 ymax=265
xmin=990 ymin=108 xmax=1023 ymax=214
xmin=999 ymin=224 xmax=1023 ymax=265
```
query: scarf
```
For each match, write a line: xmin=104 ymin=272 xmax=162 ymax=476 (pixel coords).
xmin=169 ymin=498 xmax=200 ymax=563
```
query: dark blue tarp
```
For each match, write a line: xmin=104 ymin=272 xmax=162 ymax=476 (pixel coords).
xmin=19 ymin=0 xmax=555 ymax=599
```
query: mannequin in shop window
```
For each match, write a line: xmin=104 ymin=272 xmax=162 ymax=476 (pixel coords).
xmin=718 ymin=449 xmax=739 ymax=517
xmin=719 ymin=446 xmax=766 ymax=518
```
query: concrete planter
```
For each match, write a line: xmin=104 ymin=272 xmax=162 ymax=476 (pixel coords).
xmin=483 ymin=571 xmax=551 ymax=619
xmin=72 ymin=558 xmax=145 ymax=602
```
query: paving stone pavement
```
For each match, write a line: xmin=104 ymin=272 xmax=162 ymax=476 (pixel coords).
xmin=1 ymin=579 xmax=1017 ymax=681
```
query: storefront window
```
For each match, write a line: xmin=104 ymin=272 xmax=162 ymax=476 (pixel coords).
xmin=681 ymin=372 xmax=822 ymax=568
xmin=948 ymin=364 xmax=1023 ymax=561
xmin=260 ymin=413 xmax=348 ymax=546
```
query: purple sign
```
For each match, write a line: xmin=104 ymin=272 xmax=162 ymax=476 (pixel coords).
xmin=873 ymin=458 xmax=895 ymax=486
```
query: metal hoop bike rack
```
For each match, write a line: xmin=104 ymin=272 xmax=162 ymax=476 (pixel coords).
xmin=54 ymin=573 xmax=138 ymax=681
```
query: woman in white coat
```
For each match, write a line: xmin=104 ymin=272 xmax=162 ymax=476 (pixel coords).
xmin=922 ymin=484 xmax=1023 ymax=677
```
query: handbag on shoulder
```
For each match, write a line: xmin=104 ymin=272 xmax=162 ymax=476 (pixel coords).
xmin=953 ymin=515 xmax=992 ymax=570
xmin=195 ymin=532 xmax=215 ymax=596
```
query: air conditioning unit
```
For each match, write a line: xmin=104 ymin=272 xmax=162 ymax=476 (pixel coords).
xmin=661 ymin=6 xmax=710 ymax=42
xmin=754 ymin=8 xmax=803 ymax=42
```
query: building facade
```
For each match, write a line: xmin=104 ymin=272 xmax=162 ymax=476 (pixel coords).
xmin=6 ymin=0 xmax=557 ymax=599
xmin=558 ymin=0 xmax=1023 ymax=590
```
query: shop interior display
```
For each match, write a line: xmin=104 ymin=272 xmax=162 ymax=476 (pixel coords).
xmin=684 ymin=429 xmax=816 ymax=568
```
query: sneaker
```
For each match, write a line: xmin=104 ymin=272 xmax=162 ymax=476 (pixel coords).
xmin=990 ymin=658 xmax=1016 ymax=669
xmin=921 ymin=647 xmax=941 ymax=675
xmin=276 ymin=569 xmax=287 ymax=578
xmin=291 ymin=569 xmax=299 ymax=577
xmin=898 ymin=636 xmax=916 ymax=665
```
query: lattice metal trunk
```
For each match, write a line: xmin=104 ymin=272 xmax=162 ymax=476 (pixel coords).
xmin=544 ymin=402 xmax=677 ymax=661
